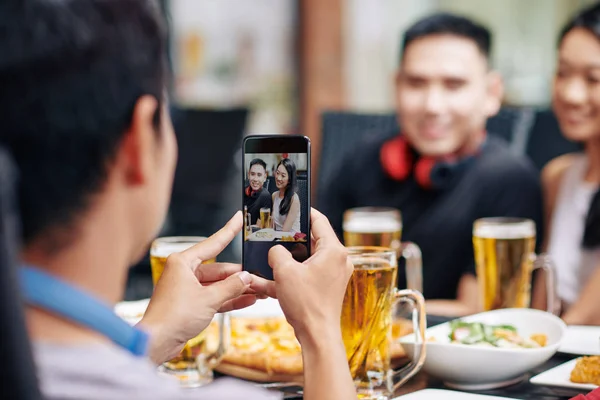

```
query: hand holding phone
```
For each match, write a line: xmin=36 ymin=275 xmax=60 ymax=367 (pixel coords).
xmin=242 ymin=135 xmax=311 ymax=280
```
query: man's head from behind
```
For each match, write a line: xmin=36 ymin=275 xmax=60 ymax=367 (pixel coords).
xmin=395 ymin=13 xmax=503 ymax=157
xmin=0 ymin=0 xmax=176 ymax=262
xmin=248 ymin=159 xmax=267 ymax=192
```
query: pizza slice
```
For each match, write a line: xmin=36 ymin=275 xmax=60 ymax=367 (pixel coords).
xmin=211 ymin=316 xmax=413 ymax=381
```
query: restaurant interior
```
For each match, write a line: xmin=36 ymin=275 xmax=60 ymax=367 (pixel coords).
xmin=5 ymin=0 xmax=600 ymax=399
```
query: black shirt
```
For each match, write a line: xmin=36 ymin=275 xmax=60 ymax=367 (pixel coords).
xmin=318 ymin=134 xmax=543 ymax=300
xmin=244 ymin=187 xmax=272 ymax=225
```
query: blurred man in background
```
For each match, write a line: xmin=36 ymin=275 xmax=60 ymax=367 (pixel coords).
xmin=319 ymin=13 xmax=543 ymax=317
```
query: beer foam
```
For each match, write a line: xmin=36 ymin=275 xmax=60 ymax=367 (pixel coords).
xmin=151 ymin=242 xmax=197 ymax=257
xmin=474 ymin=221 xmax=535 ymax=239
xmin=343 ymin=217 xmax=402 ymax=233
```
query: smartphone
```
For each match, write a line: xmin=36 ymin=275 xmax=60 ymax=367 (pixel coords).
xmin=242 ymin=135 xmax=311 ymax=280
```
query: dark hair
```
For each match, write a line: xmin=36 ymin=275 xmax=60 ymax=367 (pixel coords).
xmin=400 ymin=12 xmax=491 ymax=61
xmin=583 ymin=190 xmax=600 ymax=249
xmin=0 ymin=0 xmax=168 ymax=245
xmin=249 ymin=158 xmax=267 ymax=174
xmin=558 ymin=2 xmax=600 ymax=46
xmin=276 ymin=158 xmax=297 ymax=216
xmin=560 ymin=3 xmax=600 ymax=249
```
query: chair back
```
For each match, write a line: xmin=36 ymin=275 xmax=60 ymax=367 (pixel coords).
xmin=169 ymin=107 xmax=249 ymax=236
xmin=526 ymin=109 xmax=583 ymax=170
xmin=318 ymin=111 xmax=398 ymax=199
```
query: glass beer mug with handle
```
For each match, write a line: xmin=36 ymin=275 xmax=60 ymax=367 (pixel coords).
xmin=150 ymin=236 xmax=230 ymax=388
xmin=473 ymin=218 xmax=557 ymax=313
xmin=343 ymin=246 xmax=427 ymax=400
xmin=343 ymin=207 xmax=423 ymax=292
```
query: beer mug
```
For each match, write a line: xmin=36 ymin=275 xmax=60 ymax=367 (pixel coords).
xmin=343 ymin=207 xmax=423 ymax=292
xmin=259 ymin=207 xmax=271 ymax=229
xmin=150 ymin=237 xmax=230 ymax=387
xmin=343 ymin=246 xmax=426 ymax=400
xmin=473 ymin=218 xmax=556 ymax=312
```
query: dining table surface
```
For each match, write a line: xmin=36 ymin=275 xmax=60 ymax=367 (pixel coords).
xmin=123 ymin=273 xmax=594 ymax=400
xmin=218 ymin=315 xmax=594 ymax=400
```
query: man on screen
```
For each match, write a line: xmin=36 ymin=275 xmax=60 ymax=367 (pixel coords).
xmin=244 ymin=158 xmax=272 ymax=225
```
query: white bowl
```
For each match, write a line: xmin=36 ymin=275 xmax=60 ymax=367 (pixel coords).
xmin=399 ymin=308 xmax=566 ymax=390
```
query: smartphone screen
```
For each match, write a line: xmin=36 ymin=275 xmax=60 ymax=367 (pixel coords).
xmin=242 ymin=135 xmax=311 ymax=280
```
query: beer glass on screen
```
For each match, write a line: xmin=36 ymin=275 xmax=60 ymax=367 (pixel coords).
xmin=259 ymin=207 xmax=271 ymax=229
xmin=343 ymin=207 xmax=422 ymax=292
xmin=473 ymin=218 xmax=556 ymax=312
xmin=150 ymin=237 xmax=229 ymax=387
xmin=343 ymin=246 xmax=426 ymax=400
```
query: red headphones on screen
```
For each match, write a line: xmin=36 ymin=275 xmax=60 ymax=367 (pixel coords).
xmin=380 ymin=133 xmax=486 ymax=190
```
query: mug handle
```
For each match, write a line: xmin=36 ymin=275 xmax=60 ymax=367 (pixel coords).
xmin=532 ymin=253 xmax=559 ymax=315
xmin=401 ymin=242 xmax=423 ymax=293
xmin=392 ymin=289 xmax=427 ymax=392
xmin=198 ymin=313 xmax=231 ymax=372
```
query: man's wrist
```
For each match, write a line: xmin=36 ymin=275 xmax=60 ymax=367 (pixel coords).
xmin=137 ymin=316 xmax=183 ymax=365
xmin=296 ymin=322 xmax=345 ymax=354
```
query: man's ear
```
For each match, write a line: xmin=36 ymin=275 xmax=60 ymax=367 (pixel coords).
xmin=484 ymin=70 xmax=504 ymax=118
xmin=119 ymin=95 xmax=159 ymax=185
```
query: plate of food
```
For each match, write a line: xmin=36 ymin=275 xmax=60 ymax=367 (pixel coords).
xmin=276 ymin=232 xmax=307 ymax=243
xmin=214 ymin=298 xmax=413 ymax=382
xmin=248 ymin=229 xmax=276 ymax=241
xmin=530 ymin=356 xmax=600 ymax=391
xmin=399 ymin=308 xmax=567 ymax=390
xmin=115 ymin=297 xmax=414 ymax=383
xmin=558 ymin=326 xmax=600 ymax=356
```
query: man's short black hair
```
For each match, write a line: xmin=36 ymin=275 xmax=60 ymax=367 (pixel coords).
xmin=249 ymin=158 xmax=267 ymax=173
xmin=400 ymin=12 xmax=491 ymax=61
xmin=0 ymin=0 xmax=168 ymax=245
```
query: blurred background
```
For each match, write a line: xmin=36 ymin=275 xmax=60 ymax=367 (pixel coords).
xmin=126 ymin=0 xmax=595 ymax=299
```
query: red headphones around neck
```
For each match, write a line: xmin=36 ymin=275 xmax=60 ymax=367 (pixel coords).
xmin=380 ymin=133 xmax=486 ymax=190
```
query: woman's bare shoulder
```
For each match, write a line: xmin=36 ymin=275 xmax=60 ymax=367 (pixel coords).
xmin=542 ymin=153 xmax=581 ymax=191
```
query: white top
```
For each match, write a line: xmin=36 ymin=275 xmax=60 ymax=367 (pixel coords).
xmin=33 ymin=343 xmax=279 ymax=400
xmin=547 ymin=154 xmax=600 ymax=306
xmin=273 ymin=192 xmax=301 ymax=234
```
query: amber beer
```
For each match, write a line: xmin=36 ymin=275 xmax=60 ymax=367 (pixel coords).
xmin=342 ymin=247 xmax=426 ymax=399
xmin=150 ymin=237 xmax=217 ymax=383
xmin=342 ymin=256 xmax=396 ymax=381
xmin=473 ymin=218 xmax=536 ymax=310
xmin=150 ymin=238 xmax=216 ymax=285
xmin=343 ymin=208 xmax=402 ymax=253
xmin=259 ymin=207 xmax=271 ymax=229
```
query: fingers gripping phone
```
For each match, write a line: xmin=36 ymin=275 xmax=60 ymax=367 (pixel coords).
xmin=242 ymin=135 xmax=311 ymax=280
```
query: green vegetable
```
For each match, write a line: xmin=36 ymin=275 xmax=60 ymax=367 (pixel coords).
xmin=494 ymin=324 xmax=517 ymax=332
xmin=448 ymin=320 xmax=519 ymax=347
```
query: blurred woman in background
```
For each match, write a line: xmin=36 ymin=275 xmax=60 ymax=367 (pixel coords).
xmin=534 ymin=2 xmax=600 ymax=325
xmin=272 ymin=158 xmax=301 ymax=233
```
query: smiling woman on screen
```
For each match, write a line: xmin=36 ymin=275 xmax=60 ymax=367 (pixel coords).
xmin=272 ymin=158 xmax=301 ymax=234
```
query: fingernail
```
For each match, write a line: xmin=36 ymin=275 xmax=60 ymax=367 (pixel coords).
xmin=238 ymin=271 xmax=252 ymax=285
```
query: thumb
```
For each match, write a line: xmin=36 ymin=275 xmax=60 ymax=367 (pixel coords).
xmin=205 ymin=271 xmax=252 ymax=308
xmin=268 ymin=245 xmax=298 ymax=274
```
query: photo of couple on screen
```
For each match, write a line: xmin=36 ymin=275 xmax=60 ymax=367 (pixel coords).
xmin=243 ymin=153 xmax=308 ymax=243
